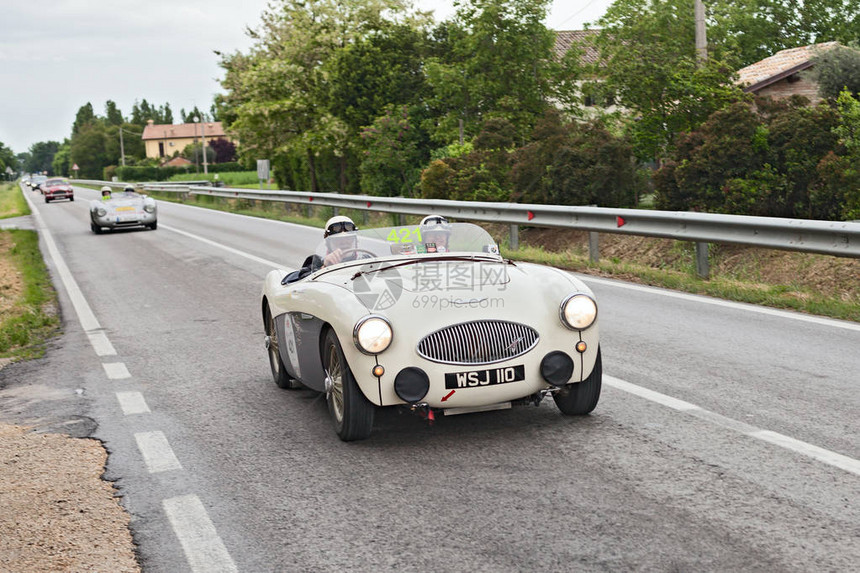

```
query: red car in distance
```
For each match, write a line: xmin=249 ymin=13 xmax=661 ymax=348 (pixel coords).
xmin=42 ymin=178 xmax=74 ymax=203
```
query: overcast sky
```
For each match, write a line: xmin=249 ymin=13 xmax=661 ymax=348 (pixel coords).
xmin=0 ymin=0 xmax=612 ymax=156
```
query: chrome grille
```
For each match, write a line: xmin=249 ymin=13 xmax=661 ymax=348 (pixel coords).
xmin=417 ymin=320 xmax=539 ymax=365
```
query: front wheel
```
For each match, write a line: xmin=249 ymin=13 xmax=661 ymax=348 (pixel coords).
xmin=148 ymin=221 xmax=157 ymax=230
xmin=91 ymin=223 xmax=102 ymax=234
xmin=323 ymin=329 xmax=374 ymax=441
xmin=553 ymin=348 xmax=602 ymax=415
xmin=265 ymin=309 xmax=301 ymax=389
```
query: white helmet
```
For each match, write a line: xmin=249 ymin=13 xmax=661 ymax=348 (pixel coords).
xmin=420 ymin=214 xmax=451 ymax=233
xmin=324 ymin=215 xmax=357 ymax=238
xmin=100 ymin=186 xmax=111 ymax=192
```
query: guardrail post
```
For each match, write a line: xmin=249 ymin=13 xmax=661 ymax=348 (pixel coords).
xmin=695 ymin=242 xmax=710 ymax=279
xmin=398 ymin=213 xmax=405 ymax=226
xmin=588 ymin=232 xmax=600 ymax=263
xmin=333 ymin=207 xmax=339 ymax=217
xmin=363 ymin=211 xmax=369 ymax=225
xmin=509 ymin=224 xmax=519 ymax=250
xmin=306 ymin=205 xmax=312 ymax=219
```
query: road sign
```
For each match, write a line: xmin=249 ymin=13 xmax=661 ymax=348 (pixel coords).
xmin=257 ymin=159 xmax=270 ymax=181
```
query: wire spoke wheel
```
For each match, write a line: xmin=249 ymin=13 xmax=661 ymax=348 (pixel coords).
xmin=327 ymin=346 xmax=345 ymax=423
xmin=323 ymin=329 xmax=375 ymax=441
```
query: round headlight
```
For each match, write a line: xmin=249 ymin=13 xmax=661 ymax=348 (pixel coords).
xmin=560 ymin=294 xmax=597 ymax=330
xmin=144 ymin=204 xmax=155 ymax=213
xmin=96 ymin=208 xmax=107 ymax=217
xmin=353 ymin=316 xmax=393 ymax=355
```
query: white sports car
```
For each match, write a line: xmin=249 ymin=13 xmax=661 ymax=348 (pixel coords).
xmin=90 ymin=190 xmax=157 ymax=233
xmin=261 ymin=222 xmax=601 ymax=441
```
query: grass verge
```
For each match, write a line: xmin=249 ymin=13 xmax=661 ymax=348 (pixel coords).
xmin=139 ymin=190 xmax=860 ymax=323
xmin=0 ymin=230 xmax=60 ymax=361
xmin=0 ymin=182 xmax=30 ymax=219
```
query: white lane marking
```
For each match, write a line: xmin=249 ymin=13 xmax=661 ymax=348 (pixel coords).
xmin=86 ymin=331 xmax=117 ymax=356
xmin=159 ymin=223 xmax=289 ymax=269
xmin=580 ymin=275 xmax=860 ymax=332
xmin=604 ymin=375 xmax=860 ymax=477
xmin=116 ymin=391 xmax=150 ymax=415
xmin=134 ymin=431 xmax=183 ymax=473
xmin=102 ymin=362 xmax=131 ymax=380
xmin=163 ymin=494 xmax=238 ymax=573
xmin=21 ymin=190 xmax=117 ymax=355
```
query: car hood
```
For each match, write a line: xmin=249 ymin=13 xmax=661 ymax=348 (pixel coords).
xmin=310 ymin=258 xmax=590 ymax=321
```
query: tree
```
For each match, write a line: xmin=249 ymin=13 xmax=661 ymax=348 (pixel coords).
xmin=105 ymin=100 xmax=124 ymax=126
xmin=25 ymin=141 xmax=60 ymax=175
xmin=70 ymin=124 xmax=109 ymax=179
xmin=709 ymin=1 xmax=860 ymax=68
xmin=181 ymin=106 xmax=207 ymax=123
xmin=423 ymin=0 xmax=557 ymax=145
xmin=809 ymin=44 xmax=860 ymax=100
xmin=359 ymin=105 xmax=423 ymax=196
xmin=0 ymin=142 xmax=17 ymax=174
xmin=590 ymin=0 xmax=745 ymax=162
xmin=52 ymin=141 xmax=72 ymax=176
xmin=218 ymin=0 xmax=422 ymax=192
xmin=209 ymin=138 xmax=237 ymax=163
xmin=72 ymin=103 xmax=96 ymax=135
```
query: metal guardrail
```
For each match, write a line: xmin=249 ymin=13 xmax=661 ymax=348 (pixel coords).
xmin=72 ymin=180 xmax=860 ymax=277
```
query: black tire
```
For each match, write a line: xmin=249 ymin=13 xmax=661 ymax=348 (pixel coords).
xmin=91 ymin=223 xmax=102 ymax=234
xmin=323 ymin=329 xmax=374 ymax=441
xmin=44 ymin=197 xmax=50 ymax=203
xmin=553 ymin=348 xmax=602 ymax=415
xmin=148 ymin=221 xmax=157 ymax=230
xmin=70 ymin=197 xmax=74 ymax=202
xmin=265 ymin=309 xmax=301 ymax=389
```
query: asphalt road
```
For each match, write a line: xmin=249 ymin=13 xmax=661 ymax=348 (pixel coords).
xmin=2 ymin=184 xmax=858 ymax=572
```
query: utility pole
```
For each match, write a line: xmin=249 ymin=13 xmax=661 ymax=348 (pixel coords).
xmin=119 ymin=127 xmax=126 ymax=167
xmin=695 ymin=0 xmax=707 ymax=65
xmin=202 ymin=120 xmax=208 ymax=175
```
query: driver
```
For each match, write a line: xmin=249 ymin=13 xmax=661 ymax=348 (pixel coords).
xmin=420 ymin=214 xmax=452 ymax=253
xmin=123 ymin=185 xmax=136 ymax=195
xmin=322 ymin=215 xmax=359 ymax=266
xmin=282 ymin=216 xmax=359 ymax=284
xmin=100 ymin=186 xmax=112 ymax=201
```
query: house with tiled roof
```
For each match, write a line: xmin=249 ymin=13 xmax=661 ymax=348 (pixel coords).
xmin=553 ymin=29 xmax=619 ymax=112
xmin=141 ymin=120 xmax=232 ymax=160
xmin=735 ymin=42 xmax=839 ymax=105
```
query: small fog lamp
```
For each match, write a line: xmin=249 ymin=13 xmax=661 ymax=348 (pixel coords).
xmin=372 ymin=365 xmax=385 ymax=378
xmin=575 ymin=341 xmax=588 ymax=353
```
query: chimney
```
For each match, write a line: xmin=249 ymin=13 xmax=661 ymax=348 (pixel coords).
xmin=147 ymin=119 xmax=155 ymax=126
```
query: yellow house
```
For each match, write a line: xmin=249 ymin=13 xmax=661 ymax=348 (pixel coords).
xmin=141 ymin=120 xmax=231 ymax=160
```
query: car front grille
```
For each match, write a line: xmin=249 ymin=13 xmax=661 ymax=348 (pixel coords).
xmin=417 ymin=320 xmax=539 ymax=365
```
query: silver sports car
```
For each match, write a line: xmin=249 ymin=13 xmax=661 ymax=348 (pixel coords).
xmin=90 ymin=190 xmax=157 ymax=233
xmin=261 ymin=222 xmax=601 ymax=441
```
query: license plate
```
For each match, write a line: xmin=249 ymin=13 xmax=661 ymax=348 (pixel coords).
xmin=445 ymin=365 xmax=525 ymax=389
xmin=116 ymin=206 xmax=135 ymax=212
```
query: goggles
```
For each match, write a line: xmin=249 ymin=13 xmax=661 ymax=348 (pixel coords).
xmin=324 ymin=221 xmax=357 ymax=237
xmin=423 ymin=216 xmax=448 ymax=226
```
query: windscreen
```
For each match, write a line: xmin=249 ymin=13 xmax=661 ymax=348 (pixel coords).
xmin=313 ymin=222 xmax=500 ymax=260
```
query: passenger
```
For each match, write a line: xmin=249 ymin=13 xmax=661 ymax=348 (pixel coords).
xmin=100 ymin=186 xmax=112 ymax=201
xmin=420 ymin=215 xmax=452 ymax=253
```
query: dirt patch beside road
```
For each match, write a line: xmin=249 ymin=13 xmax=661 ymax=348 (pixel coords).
xmin=0 ymin=424 xmax=140 ymax=572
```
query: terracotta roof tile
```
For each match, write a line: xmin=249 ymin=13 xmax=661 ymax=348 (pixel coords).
xmin=735 ymin=42 xmax=839 ymax=91
xmin=142 ymin=121 xmax=226 ymax=140
xmin=553 ymin=30 xmax=601 ymax=64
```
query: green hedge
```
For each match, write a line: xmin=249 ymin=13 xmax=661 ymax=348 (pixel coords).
xmin=109 ymin=162 xmax=244 ymax=182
